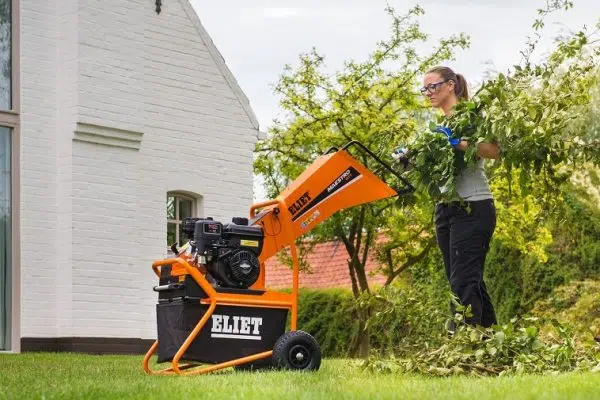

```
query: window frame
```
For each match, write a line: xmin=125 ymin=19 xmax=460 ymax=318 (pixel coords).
xmin=0 ymin=0 xmax=19 ymax=120
xmin=0 ymin=0 xmax=20 ymax=352
xmin=167 ymin=192 xmax=197 ymax=249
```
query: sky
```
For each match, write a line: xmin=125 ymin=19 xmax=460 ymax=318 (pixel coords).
xmin=190 ymin=0 xmax=600 ymax=132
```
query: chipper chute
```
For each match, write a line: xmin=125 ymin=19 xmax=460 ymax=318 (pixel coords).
xmin=143 ymin=141 xmax=413 ymax=376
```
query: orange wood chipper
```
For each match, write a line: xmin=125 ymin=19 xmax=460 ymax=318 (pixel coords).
xmin=143 ymin=141 xmax=413 ymax=376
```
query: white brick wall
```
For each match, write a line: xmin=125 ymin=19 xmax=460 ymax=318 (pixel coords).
xmin=57 ymin=0 xmax=79 ymax=339
xmin=20 ymin=0 xmax=59 ymax=337
xmin=71 ymin=141 xmax=144 ymax=337
xmin=20 ymin=0 xmax=259 ymax=340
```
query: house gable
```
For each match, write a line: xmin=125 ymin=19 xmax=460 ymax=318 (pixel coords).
xmin=179 ymin=0 xmax=260 ymax=131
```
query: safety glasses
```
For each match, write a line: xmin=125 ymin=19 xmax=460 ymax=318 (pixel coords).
xmin=420 ymin=79 xmax=450 ymax=95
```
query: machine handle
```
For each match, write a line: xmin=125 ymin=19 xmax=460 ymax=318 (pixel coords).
xmin=152 ymin=258 xmax=176 ymax=277
xmin=249 ymin=199 xmax=279 ymax=218
xmin=333 ymin=140 xmax=415 ymax=195
xmin=153 ymin=283 xmax=185 ymax=292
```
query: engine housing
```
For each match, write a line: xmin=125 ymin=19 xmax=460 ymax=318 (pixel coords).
xmin=184 ymin=217 xmax=264 ymax=289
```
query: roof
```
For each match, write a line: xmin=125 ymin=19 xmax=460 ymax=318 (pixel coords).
xmin=264 ymin=240 xmax=387 ymax=289
xmin=181 ymin=1 xmax=261 ymax=132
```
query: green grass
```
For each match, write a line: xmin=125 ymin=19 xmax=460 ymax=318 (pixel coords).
xmin=0 ymin=353 xmax=599 ymax=399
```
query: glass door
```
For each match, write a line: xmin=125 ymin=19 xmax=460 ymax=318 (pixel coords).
xmin=0 ymin=0 xmax=16 ymax=351
xmin=0 ymin=127 xmax=9 ymax=350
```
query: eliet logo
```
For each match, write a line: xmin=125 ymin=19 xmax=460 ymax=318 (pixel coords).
xmin=288 ymin=191 xmax=312 ymax=216
xmin=210 ymin=314 xmax=263 ymax=340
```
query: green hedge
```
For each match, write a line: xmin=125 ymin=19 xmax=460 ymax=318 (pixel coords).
xmin=486 ymin=183 xmax=600 ymax=322
xmin=293 ymin=281 xmax=448 ymax=358
xmin=530 ymin=279 xmax=600 ymax=344
xmin=295 ymin=288 xmax=359 ymax=358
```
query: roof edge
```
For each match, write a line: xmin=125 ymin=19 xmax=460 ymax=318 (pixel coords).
xmin=181 ymin=1 xmax=261 ymax=131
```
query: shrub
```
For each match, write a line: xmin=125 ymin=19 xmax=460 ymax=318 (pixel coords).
xmin=530 ymin=279 xmax=600 ymax=345
xmin=359 ymin=283 xmax=449 ymax=357
xmin=295 ymin=288 xmax=359 ymax=357
xmin=294 ymin=281 xmax=449 ymax=358
xmin=485 ymin=181 xmax=600 ymax=322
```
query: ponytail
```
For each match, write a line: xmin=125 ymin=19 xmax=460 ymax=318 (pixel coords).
xmin=454 ymin=74 xmax=468 ymax=101
xmin=426 ymin=66 xmax=469 ymax=101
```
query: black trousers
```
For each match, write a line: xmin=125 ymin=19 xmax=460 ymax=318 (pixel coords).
xmin=435 ymin=199 xmax=497 ymax=328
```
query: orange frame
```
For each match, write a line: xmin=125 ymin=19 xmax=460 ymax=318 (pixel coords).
xmin=143 ymin=198 xmax=300 ymax=376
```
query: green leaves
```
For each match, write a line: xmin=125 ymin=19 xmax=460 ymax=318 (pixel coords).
xmin=362 ymin=305 xmax=600 ymax=377
xmin=402 ymin=25 xmax=600 ymax=203
xmin=254 ymin=5 xmax=472 ymax=292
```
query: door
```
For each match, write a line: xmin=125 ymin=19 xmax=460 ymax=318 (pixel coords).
xmin=0 ymin=127 xmax=10 ymax=350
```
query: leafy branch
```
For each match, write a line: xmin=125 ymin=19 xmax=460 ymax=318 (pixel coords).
xmin=361 ymin=298 xmax=600 ymax=376
xmin=403 ymin=22 xmax=600 ymax=202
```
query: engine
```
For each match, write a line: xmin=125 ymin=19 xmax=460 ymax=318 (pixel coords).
xmin=181 ymin=216 xmax=264 ymax=289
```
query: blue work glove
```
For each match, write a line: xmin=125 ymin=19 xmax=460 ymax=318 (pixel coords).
xmin=434 ymin=126 xmax=461 ymax=148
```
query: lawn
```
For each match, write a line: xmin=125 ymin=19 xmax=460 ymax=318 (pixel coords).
xmin=0 ymin=353 xmax=599 ymax=399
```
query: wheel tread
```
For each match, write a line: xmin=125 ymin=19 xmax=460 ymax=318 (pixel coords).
xmin=272 ymin=330 xmax=321 ymax=371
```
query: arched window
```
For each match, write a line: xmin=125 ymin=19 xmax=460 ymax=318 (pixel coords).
xmin=166 ymin=192 xmax=197 ymax=247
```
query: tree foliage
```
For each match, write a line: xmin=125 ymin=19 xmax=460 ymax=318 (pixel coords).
xmin=254 ymin=1 xmax=600 ymax=357
xmin=403 ymin=2 xmax=600 ymax=202
xmin=254 ymin=5 xmax=470 ymax=302
xmin=486 ymin=174 xmax=600 ymax=322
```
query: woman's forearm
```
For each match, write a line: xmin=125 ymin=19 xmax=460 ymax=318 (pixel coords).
xmin=456 ymin=141 xmax=500 ymax=160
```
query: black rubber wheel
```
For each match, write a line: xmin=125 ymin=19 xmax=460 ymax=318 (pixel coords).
xmin=272 ymin=330 xmax=321 ymax=371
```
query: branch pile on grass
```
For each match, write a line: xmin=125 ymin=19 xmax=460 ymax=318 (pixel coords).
xmin=362 ymin=307 xmax=600 ymax=377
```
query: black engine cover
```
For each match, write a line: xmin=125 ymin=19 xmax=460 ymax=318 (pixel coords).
xmin=190 ymin=217 xmax=265 ymax=289
xmin=222 ymin=223 xmax=264 ymax=255
xmin=207 ymin=249 xmax=261 ymax=289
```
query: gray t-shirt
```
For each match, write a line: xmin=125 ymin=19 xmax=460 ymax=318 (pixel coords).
xmin=441 ymin=157 xmax=493 ymax=201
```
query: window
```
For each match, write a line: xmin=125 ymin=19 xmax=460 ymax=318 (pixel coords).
xmin=0 ymin=0 xmax=11 ymax=110
xmin=0 ymin=0 xmax=18 ymax=352
xmin=167 ymin=193 xmax=196 ymax=247
xmin=0 ymin=126 xmax=10 ymax=350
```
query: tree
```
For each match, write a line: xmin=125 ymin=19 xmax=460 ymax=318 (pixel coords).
xmin=254 ymin=2 xmax=599 ymax=357
xmin=254 ymin=5 xmax=470 ymax=356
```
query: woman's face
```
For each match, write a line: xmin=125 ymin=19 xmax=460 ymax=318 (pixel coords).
xmin=422 ymin=72 xmax=455 ymax=108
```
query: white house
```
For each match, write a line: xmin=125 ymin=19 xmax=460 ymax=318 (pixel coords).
xmin=0 ymin=0 xmax=260 ymax=353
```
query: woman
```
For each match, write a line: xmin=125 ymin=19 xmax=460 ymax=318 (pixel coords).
xmin=421 ymin=66 xmax=500 ymax=329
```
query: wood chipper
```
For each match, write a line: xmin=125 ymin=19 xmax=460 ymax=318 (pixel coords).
xmin=142 ymin=141 xmax=414 ymax=376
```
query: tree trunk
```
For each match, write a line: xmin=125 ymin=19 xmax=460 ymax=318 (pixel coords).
xmin=347 ymin=258 xmax=360 ymax=299
xmin=352 ymin=308 xmax=371 ymax=358
xmin=348 ymin=255 xmax=371 ymax=358
xmin=338 ymin=211 xmax=373 ymax=358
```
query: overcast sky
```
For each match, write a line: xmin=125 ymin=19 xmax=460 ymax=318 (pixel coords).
xmin=190 ymin=0 xmax=600 ymax=132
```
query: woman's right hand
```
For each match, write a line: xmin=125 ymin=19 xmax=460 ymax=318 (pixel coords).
xmin=392 ymin=148 xmax=413 ymax=170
